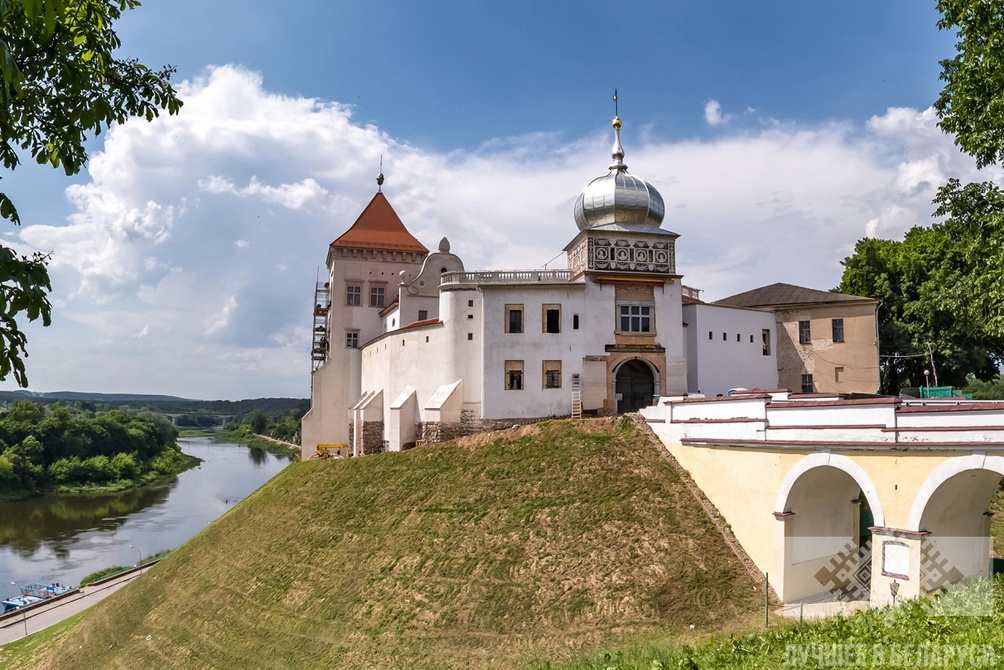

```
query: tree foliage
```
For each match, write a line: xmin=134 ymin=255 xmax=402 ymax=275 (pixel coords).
xmin=934 ymin=0 xmax=1004 ymax=169
xmin=0 ymin=399 xmax=189 ymax=495
xmin=0 ymin=0 xmax=181 ymax=386
xmin=837 ymin=2 xmax=1004 ymax=394
xmin=838 ymin=229 xmax=1004 ymax=394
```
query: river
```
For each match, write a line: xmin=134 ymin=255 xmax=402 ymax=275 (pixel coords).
xmin=0 ymin=437 xmax=290 ymax=603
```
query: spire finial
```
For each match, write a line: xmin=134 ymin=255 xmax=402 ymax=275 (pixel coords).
xmin=610 ymin=89 xmax=625 ymax=170
xmin=376 ymin=155 xmax=385 ymax=191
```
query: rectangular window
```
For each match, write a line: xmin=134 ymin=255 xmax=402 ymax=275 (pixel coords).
xmin=762 ymin=329 xmax=771 ymax=356
xmin=801 ymin=374 xmax=814 ymax=393
xmin=468 ymin=300 xmax=474 ymax=307
xmin=505 ymin=360 xmax=523 ymax=390
xmin=736 ymin=333 xmax=741 ymax=342
xmin=573 ymin=314 xmax=579 ymax=330
xmin=369 ymin=285 xmax=385 ymax=308
xmin=722 ymin=332 xmax=727 ymax=341
xmin=418 ymin=309 xmax=428 ymax=321
xmin=345 ymin=332 xmax=359 ymax=348
xmin=543 ymin=304 xmax=561 ymax=333
xmin=505 ymin=304 xmax=523 ymax=334
xmin=750 ymin=334 xmax=754 ymax=343
xmin=708 ymin=331 xmax=713 ymax=340
xmin=617 ymin=303 xmax=653 ymax=333
xmin=798 ymin=320 xmax=811 ymax=344
xmin=832 ymin=318 xmax=845 ymax=343
xmin=467 ymin=333 xmax=473 ymax=341
xmin=835 ymin=366 xmax=844 ymax=383
xmin=543 ymin=360 xmax=561 ymax=389
xmin=346 ymin=284 xmax=361 ymax=306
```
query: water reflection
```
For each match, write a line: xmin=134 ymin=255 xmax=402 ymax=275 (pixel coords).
xmin=0 ymin=485 xmax=173 ymax=558
xmin=248 ymin=445 xmax=268 ymax=465
xmin=0 ymin=437 xmax=288 ymax=599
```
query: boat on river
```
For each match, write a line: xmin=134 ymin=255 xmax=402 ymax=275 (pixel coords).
xmin=2 ymin=582 xmax=74 ymax=613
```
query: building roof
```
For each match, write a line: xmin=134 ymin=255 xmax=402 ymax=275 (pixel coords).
xmin=713 ymin=282 xmax=876 ymax=309
xmin=330 ymin=191 xmax=429 ymax=253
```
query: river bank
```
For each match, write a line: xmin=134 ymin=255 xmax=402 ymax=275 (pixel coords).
xmin=0 ymin=449 xmax=201 ymax=503
xmin=0 ymin=437 xmax=289 ymax=601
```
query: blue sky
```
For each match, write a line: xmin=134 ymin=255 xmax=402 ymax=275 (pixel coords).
xmin=1 ymin=1 xmax=997 ymax=400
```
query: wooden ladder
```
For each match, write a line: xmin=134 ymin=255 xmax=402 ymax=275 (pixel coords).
xmin=571 ymin=374 xmax=582 ymax=419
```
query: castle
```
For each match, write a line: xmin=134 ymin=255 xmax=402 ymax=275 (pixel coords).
xmin=300 ymin=115 xmax=880 ymax=459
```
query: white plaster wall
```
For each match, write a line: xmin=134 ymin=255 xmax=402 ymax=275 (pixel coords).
xmin=480 ymin=284 xmax=588 ymax=419
xmin=898 ymin=405 xmax=1004 ymax=428
xmin=360 ymin=323 xmax=456 ymax=429
xmin=766 ymin=404 xmax=894 ymax=428
xmin=442 ymin=289 xmax=484 ymax=411
xmin=656 ymin=280 xmax=687 ymax=393
xmin=329 ymin=254 xmax=424 ymax=348
xmin=301 ymin=345 xmax=360 ymax=456
xmin=671 ymin=398 xmax=769 ymax=422
xmin=683 ymin=303 xmax=777 ymax=396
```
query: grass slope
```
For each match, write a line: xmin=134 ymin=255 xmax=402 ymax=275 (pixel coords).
xmin=26 ymin=418 xmax=760 ymax=669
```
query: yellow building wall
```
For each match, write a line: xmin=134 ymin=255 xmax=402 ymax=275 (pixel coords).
xmin=659 ymin=438 xmax=967 ymax=595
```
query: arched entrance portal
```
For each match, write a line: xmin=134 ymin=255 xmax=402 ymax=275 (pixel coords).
xmin=909 ymin=456 xmax=1004 ymax=593
xmin=615 ymin=359 xmax=656 ymax=413
xmin=775 ymin=454 xmax=885 ymax=603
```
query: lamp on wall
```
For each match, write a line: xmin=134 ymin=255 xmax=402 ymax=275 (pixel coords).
xmin=890 ymin=579 xmax=900 ymax=606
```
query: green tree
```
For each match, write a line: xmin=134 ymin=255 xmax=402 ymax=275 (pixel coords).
xmin=935 ymin=0 xmax=1004 ymax=168
xmin=247 ymin=409 xmax=268 ymax=435
xmin=838 ymin=227 xmax=1004 ymax=394
xmin=0 ymin=0 xmax=182 ymax=386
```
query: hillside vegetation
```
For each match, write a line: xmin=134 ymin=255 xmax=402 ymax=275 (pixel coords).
xmin=17 ymin=418 xmax=760 ymax=669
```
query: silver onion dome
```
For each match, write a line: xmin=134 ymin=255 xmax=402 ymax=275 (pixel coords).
xmin=573 ymin=116 xmax=665 ymax=232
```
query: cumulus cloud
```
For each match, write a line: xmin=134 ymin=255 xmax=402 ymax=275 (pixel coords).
xmin=704 ymin=100 xmax=734 ymax=126
xmin=5 ymin=65 xmax=1001 ymax=399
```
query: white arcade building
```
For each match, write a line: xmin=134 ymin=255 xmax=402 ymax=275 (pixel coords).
xmin=301 ymin=116 xmax=832 ymax=458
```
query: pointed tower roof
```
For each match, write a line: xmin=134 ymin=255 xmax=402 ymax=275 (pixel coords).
xmin=330 ymin=191 xmax=429 ymax=253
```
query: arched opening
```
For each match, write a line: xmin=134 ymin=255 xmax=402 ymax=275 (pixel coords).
xmin=776 ymin=457 xmax=884 ymax=604
xmin=914 ymin=468 xmax=1004 ymax=593
xmin=614 ymin=359 xmax=656 ymax=413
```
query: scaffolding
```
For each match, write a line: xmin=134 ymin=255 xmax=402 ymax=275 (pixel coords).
xmin=311 ymin=282 xmax=330 ymax=370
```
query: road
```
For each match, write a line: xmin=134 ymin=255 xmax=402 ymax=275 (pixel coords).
xmin=0 ymin=565 xmax=151 ymax=645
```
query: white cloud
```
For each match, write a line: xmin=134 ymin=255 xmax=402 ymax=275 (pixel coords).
xmin=704 ymin=100 xmax=734 ymax=126
xmin=5 ymin=65 xmax=1001 ymax=399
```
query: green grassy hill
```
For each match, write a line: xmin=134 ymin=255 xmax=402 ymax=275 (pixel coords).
xmin=13 ymin=418 xmax=761 ymax=669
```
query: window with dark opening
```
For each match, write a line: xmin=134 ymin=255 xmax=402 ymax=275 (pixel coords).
xmin=543 ymin=305 xmax=560 ymax=333
xmin=832 ymin=318 xmax=844 ymax=343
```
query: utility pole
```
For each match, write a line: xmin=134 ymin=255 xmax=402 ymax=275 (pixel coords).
xmin=925 ymin=343 xmax=939 ymax=387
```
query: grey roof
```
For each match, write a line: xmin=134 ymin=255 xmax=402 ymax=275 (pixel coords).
xmin=713 ymin=282 xmax=876 ymax=309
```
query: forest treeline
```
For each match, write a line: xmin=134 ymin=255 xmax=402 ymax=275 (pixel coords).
xmin=0 ymin=400 xmax=197 ymax=499
xmin=0 ymin=392 xmax=309 ymax=417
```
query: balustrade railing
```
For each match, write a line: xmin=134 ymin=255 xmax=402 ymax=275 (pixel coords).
xmin=440 ymin=270 xmax=574 ymax=285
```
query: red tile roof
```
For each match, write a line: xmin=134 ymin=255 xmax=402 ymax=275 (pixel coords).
xmin=330 ymin=192 xmax=429 ymax=253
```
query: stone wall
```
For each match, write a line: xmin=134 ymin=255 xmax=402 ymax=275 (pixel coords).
xmin=360 ymin=421 xmax=385 ymax=455
xmin=416 ymin=411 xmax=558 ymax=445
